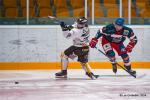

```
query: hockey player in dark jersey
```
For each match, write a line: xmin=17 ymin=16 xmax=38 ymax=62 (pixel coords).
xmin=89 ymin=18 xmax=137 ymax=75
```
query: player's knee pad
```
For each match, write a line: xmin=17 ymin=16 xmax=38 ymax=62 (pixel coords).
xmin=120 ymin=53 xmax=131 ymax=66
xmin=106 ymin=50 xmax=116 ymax=62
xmin=107 ymin=50 xmax=115 ymax=57
xmin=60 ymin=52 xmax=68 ymax=63
xmin=60 ymin=52 xmax=64 ymax=59
xmin=120 ymin=53 xmax=130 ymax=63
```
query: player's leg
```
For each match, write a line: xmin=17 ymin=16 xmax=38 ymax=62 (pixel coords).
xmin=80 ymin=63 xmax=99 ymax=79
xmin=55 ymin=46 xmax=77 ymax=78
xmin=75 ymin=46 xmax=99 ymax=79
xmin=102 ymin=38 xmax=117 ymax=73
xmin=120 ymin=53 xmax=136 ymax=75
xmin=75 ymin=46 xmax=93 ymax=77
xmin=55 ymin=52 xmax=68 ymax=78
xmin=114 ymin=43 xmax=136 ymax=75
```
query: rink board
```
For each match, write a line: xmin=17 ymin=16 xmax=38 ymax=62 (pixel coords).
xmin=0 ymin=62 xmax=150 ymax=70
xmin=0 ymin=25 xmax=150 ymax=70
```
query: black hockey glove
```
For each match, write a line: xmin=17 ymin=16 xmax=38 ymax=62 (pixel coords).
xmin=60 ymin=21 xmax=66 ymax=27
xmin=60 ymin=21 xmax=69 ymax=31
xmin=60 ymin=21 xmax=73 ymax=31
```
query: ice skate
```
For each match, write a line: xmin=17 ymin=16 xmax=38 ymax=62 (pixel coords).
xmin=112 ymin=63 xmax=117 ymax=74
xmin=86 ymin=72 xmax=99 ymax=79
xmin=55 ymin=70 xmax=67 ymax=78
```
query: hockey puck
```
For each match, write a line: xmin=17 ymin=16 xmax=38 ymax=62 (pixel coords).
xmin=15 ymin=81 xmax=19 ymax=84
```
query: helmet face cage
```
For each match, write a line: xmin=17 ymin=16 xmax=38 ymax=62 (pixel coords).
xmin=76 ymin=17 xmax=88 ymax=28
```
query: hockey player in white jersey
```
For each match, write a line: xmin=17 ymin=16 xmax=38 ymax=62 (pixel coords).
xmin=55 ymin=17 xmax=99 ymax=79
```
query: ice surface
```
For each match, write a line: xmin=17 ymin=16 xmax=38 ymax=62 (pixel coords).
xmin=0 ymin=69 xmax=149 ymax=100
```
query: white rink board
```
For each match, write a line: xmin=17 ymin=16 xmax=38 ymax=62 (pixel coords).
xmin=0 ymin=25 xmax=150 ymax=62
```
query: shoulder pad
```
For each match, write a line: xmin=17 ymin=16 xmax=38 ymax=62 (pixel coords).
xmin=106 ymin=24 xmax=114 ymax=29
xmin=123 ymin=26 xmax=132 ymax=31
xmin=104 ymin=24 xmax=116 ymax=34
xmin=123 ymin=26 xmax=133 ymax=35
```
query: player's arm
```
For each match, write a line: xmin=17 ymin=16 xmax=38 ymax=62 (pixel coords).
xmin=126 ymin=29 xmax=138 ymax=53
xmin=60 ymin=21 xmax=74 ymax=39
xmin=89 ymin=28 xmax=103 ymax=48
xmin=81 ymin=27 xmax=90 ymax=41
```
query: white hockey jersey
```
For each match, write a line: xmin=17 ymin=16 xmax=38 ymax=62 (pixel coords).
xmin=62 ymin=23 xmax=90 ymax=47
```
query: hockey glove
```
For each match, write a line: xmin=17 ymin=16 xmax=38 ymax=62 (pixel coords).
xmin=60 ymin=21 xmax=66 ymax=27
xmin=89 ymin=38 xmax=98 ymax=48
xmin=60 ymin=21 xmax=69 ymax=31
xmin=125 ymin=44 xmax=134 ymax=53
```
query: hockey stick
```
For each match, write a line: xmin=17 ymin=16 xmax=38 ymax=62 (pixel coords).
xmin=94 ymin=46 xmax=136 ymax=78
xmin=47 ymin=16 xmax=78 ymax=24
xmin=45 ymin=15 xmax=61 ymax=24
xmin=42 ymin=15 xmax=61 ymax=24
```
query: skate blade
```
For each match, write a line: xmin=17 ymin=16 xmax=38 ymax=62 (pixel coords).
xmin=93 ymin=75 xmax=100 ymax=79
xmin=88 ymin=75 xmax=99 ymax=80
xmin=55 ymin=75 xmax=67 ymax=78
xmin=86 ymin=75 xmax=94 ymax=80
xmin=86 ymin=73 xmax=100 ymax=80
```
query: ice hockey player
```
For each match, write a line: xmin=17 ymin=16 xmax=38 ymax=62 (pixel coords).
xmin=55 ymin=17 xmax=99 ymax=79
xmin=89 ymin=18 xmax=137 ymax=75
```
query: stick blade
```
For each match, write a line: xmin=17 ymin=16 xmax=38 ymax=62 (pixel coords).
xmin=48 ymin=16 xmax=55 ymax=19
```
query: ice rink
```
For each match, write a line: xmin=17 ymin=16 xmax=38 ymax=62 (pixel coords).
xmin=0 ymin=69 xmax=149 ymax=100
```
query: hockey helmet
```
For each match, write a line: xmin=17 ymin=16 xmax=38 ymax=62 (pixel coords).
xmin=76 ymin=17 xmax=88 ymax=28
xmin=115 ymin=18 xmax=125 ymax=26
